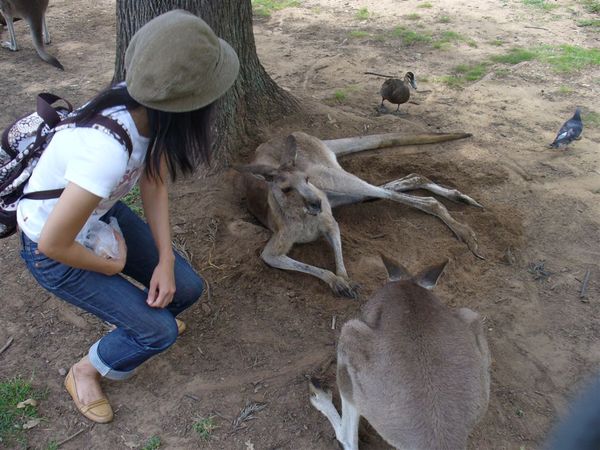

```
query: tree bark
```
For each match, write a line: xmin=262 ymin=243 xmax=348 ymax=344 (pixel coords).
xmin=114 ymin=0 xmax=299 ymax=168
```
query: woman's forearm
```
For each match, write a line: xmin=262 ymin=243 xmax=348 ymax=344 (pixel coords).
xmin=139 ymin=169 xmax=174 ymax=265
xmin=40 ymin=240 xmax=121 ymax=275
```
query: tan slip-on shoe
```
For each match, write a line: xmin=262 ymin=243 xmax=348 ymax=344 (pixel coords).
xmin=64 ymin=367 xmax=113 ymax=423
xmin=176 ymin=318 xmax=186 ymax=336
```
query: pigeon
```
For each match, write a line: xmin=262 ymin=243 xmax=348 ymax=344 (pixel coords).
xmin=550 ymin=108 xmax=583 ymax=149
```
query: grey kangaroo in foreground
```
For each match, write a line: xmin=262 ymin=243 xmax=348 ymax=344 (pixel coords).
xmin=309 ymin=256 xmax=491 ymax=450
xmin=0 ymin=0 xmax=63 ymax=69
xmin=237 ymin=131 xmax=481 ymax=298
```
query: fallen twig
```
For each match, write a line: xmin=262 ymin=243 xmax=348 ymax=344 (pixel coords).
xmin=232 ymin=402 xmax=267 ymax=431
xmin=0 ymin=336 xmax=14 ymax=355
xmin=331 ymin=316 xmax=337 ymax=330
xmin=524 ymin=25 xmax=550 ymax=31
xmin=57 ymin=426 xmax=90 ymax=447
xmin=580 ymin=268 xmax=591 ymax=299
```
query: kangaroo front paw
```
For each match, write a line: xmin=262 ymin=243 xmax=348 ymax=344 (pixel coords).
xmin=308 ymin=378 xmax=332 ymax=404
xmin=330 ymin=276 xmax=359 ymax=299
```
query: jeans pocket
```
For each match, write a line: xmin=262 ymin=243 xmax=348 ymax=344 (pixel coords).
xmin=27 ymin=252 xmax=73 ymax=291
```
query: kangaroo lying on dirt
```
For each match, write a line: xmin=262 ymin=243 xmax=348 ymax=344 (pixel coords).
xmin=0 ymin=0 xmax=63 ymax=69
xmin=309 ymin=256 xmax=491 ymax=450
xmin=237 ymin=131 xmax=481 ymax=298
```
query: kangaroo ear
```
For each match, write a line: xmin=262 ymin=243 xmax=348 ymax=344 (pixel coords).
xmin=234 ymin=164 xmax=279 ymax=181
xmin=414 ymin=259 xmax=449 ymax=290
xmin=380 ymin=254 xmax=412 ymax=281
xmin=280 ymin=134 xmax=298 ymax=169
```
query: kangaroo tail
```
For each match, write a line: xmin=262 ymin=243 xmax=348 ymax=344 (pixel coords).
xmin=27 ymin=17 xmax=63 ymax=70
xmin=322 ymin=132 xmax=472 ymax=156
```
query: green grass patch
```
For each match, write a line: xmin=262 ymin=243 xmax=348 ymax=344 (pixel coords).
xmin=0 ymin=378 xmax=44 ymax=447
xmin=355 ymin=7 xmax=370 ymax=20
xmin=193 ymin=417 xmax=218 ymax=440
xmin=491 ymin=45 xmax=600 ymax=72
xmin=577 ymin=18 xmax=600 ymax=27
xmin=439 ymin=62 xmax=488 ymax=88
xmin=454 ymin=63 xmax=488 ymax=80
xmin=433 ymin=30 xmax=477 ymax=49
xmin=537 ymin=44 xmax=600 ymax=72
xmin=491 ymin=47 xmax=538 ymax=64
xmin=436 ymin=15 xmax=452 ymax=23
xmin=489 ymin=39 xmax=504 ymax=46
xmin=418 ymin=2 xmax=433 ymax=8
xmin=348 ymin=30 xmax=370 ymax=38
xmin=494 ymin=68 xmax=510 ymax=78
xmin=251 ymin=0 xmax=300 ymax=17
xmin=557 ymin=85 xmax=574 ymax=94
xmin=122 ymin=185 xmax=144 ymax=217
xmin=438 ymin=75 xmax=465 ymax=88
xmin=405 ymin=13 xmax=421 ymax=20
xmin=580 ymin=0 xmax=600 ymax=12
xmin=392 ymin=26 xmax=432 ymax=44
xmin=142 ymin=435 xmax=162 ymax=450
xmin=334 ymin=90 xmax=347 ymax=102
xmin=582 ymin=111 xmax=600 ymax=126
xmin=522 ymin=0 xmax=559 ymax=10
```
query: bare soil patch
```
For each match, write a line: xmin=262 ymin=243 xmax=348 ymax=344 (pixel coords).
xmin=1 ymin=0 xmax=599 ymax=449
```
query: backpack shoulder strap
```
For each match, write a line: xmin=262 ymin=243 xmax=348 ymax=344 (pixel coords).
xmin=21 ymin=112 xmax=135 ymax=202
xmin=60 ymin=114 xmax=134 ymax=158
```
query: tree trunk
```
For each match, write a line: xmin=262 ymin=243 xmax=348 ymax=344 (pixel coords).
xmin=114 ymin=0 xmax=299 ymax=168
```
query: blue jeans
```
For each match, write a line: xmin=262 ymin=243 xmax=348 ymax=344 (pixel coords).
xmin=20 ymin=201 xmax=204 ymax=380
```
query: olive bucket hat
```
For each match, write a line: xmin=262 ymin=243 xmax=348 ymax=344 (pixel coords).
xmin=124 ymin=9 xmax=240 ymax=113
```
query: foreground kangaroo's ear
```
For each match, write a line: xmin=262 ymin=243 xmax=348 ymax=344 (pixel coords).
xmin=380 ymin=254 xmax=412 ymax=281
xmin=280 ymin=134 xmax=298 ymax=169
xmin=414 ymin=259 xmax=449 ymax=290
xmin=234 ymin=164 xmax=279 ymax=181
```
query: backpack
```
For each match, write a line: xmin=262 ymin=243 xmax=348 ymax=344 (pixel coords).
xmin=0 ymin=93 xmax=133 ymax=239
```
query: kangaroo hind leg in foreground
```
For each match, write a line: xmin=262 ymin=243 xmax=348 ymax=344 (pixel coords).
xmin=0 ymin=0 xmax=63 ymax=69
xmin=309 ymin=256 xmax=491 ymax=450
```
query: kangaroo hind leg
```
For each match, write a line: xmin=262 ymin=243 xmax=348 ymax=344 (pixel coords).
xmin=382 ymin=173 xmax=483 ymax=208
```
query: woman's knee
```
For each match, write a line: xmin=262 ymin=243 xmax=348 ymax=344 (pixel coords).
xmin=176 ymin=271 xmax=205 ymax=306
xmin=136 ymin=315 xmax=178 ymax=351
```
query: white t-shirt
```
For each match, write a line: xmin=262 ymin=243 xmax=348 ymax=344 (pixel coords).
xmin=17 ymin=106 xmax=150 ymax=242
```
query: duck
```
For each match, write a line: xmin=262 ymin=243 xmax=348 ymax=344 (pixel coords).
xmin=379 ymin=72 xmax=417 ymax=114
xmin=550 ymin=107 xmax=583 ymax=149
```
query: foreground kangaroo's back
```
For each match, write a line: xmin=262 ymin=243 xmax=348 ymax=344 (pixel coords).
xmin=310 ymin=257 xmax=490 ymax=450
xmin=342 ymin=286 xmax=489 ymax=449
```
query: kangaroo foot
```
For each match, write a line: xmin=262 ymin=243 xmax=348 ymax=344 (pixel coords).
xmin=329 ymin=275 xmax=359 ymax=299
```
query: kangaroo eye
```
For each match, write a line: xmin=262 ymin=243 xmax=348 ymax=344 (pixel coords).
xmin=281 ymin=187 xmax=293 ymax=193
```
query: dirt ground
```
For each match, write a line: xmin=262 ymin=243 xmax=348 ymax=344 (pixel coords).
xmin=1 ymin=0 xmax=599 ymax=449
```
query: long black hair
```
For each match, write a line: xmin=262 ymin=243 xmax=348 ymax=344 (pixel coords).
xmin=72 ymin=84 xmax=214 ymax=181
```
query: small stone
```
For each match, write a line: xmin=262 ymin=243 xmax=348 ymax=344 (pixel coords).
xmin=58 ymin=367 xmax=67 ymax=376
xmin=201 ymin=303 xmax=212 ymax=315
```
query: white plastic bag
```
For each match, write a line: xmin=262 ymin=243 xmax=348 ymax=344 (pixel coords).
xmin=78 ymin=217 xmax=123 ymax=259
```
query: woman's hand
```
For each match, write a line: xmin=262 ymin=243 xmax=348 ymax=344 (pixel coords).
xmin=104 ymin=229 xmax=127 ymax=276
xmin=146 ymin=258 xmax=176 ymax=308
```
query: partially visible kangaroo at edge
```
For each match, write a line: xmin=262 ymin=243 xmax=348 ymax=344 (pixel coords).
xmin=309 ymin=256 xmax=491 ymax=450
xmin=0 ymin=0 xmax=63 ymax=70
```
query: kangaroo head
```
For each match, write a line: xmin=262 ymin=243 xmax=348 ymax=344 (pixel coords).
xmin=237 ymin=135 xmax=323 ymax=215
xmin=381 ymin=254 xmax=448 ymax=289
